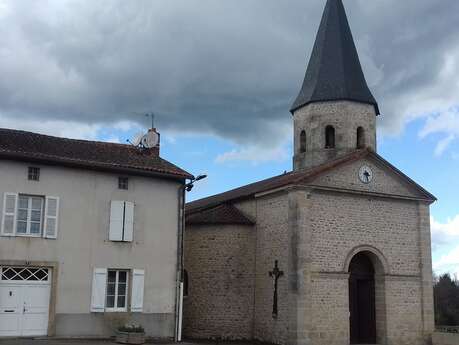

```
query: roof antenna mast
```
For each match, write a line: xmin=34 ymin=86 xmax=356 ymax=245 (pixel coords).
xmin=146 ymin=112 xmax=155 ymax=129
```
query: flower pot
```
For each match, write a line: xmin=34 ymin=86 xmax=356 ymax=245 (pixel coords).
xmin=116 ymin=331 xmax=146 ymax=344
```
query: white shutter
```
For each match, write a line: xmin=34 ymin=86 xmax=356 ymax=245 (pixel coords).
xmin=44 ymin=196 xmax=59 ymax=239
xmin=90 ymin=268 xmax=107 ymax=312
xmin=131 ymin=269 xmax=145 ymax=312
xmin=1 ymin=193 xmax=17 ymax=236
xmin=123 ymin=202 xmax=134 ymax=242
xmin=109 ymin=201 xmax=124 ymax=241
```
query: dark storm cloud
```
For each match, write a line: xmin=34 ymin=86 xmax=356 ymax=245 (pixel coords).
xmin=0 ymin=0 xmax=459 ymax=145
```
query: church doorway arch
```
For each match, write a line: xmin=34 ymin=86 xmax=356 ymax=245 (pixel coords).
xmin=348 ymin=252 xmax=377 ymax=344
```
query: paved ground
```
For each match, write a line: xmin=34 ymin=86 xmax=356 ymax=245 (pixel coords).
xmin=0 ymin=340 xmax=200 ymax=345
xmin=0 ymin=340 xmax=246 ymax=345
xmin=0 ymin=340 xmax=118 ymax=345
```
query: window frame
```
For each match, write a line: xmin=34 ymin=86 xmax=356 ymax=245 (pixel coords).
xmin=105 ymin=269 xmax=129 ymax=312
xmin=118 ymin=177 xmax=129 ymax=190
xmin=28 ymin=167 xmax=40 ymax=181
xmin=16 ymin=194 xmax=44 ymax=237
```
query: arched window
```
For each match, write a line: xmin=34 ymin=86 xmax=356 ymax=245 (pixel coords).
xmin=300 ymin=130 xmax=306 ymax=153
xmin=325 ymin=126 xmax=335 ymax=149
xmin=357 ymin=127 xmax=365 ymax=149
xmin=183 ymin=269 xmax=189 ymax=297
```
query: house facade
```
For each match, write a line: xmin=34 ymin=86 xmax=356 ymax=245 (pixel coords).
xmin=184 ymin=1 xmax=436 ymax=345
xmin=0 ymin=128 xmax=192 ymax=338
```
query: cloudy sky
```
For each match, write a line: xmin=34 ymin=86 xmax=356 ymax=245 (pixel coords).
xmin=1 ymin=0 xmax=459 ymax=276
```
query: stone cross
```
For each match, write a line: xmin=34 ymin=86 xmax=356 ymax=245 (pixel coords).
xmin=269 ymin=260 xmax=284 ymax=318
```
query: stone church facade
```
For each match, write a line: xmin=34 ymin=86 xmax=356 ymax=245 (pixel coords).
xmin=183 ymin=1 xmax=436 ymax=345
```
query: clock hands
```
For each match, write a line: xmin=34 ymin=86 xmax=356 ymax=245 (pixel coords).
xmin=364 ymin=170 xmax=370 ymax=183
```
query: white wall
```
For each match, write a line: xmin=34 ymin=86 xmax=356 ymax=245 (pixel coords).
xmin=0 ymin=160 xmax=180 ymax=315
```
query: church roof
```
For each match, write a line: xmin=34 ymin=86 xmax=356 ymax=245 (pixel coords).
xmin=290 ymin=0 xmax=379 ymax=114
xmin=187 ymin=149 xmax=436 ymax=213
xmin=186 ymin=203 xmax=254 ymax=226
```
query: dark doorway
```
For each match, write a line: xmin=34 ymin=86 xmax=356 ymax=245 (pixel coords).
xmin=349 ymin=252 xmax=377 ymax=344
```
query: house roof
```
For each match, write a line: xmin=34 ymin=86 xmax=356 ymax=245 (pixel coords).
xmin=186 ymin=203 xmax=254 ymax=226
xmin=290 ymin=0 xmax=379 ymax=114
xmin=187 ymin=149 xmax=436 ymax=213
xmin=0 ymin=128 xmax=193 ymax=180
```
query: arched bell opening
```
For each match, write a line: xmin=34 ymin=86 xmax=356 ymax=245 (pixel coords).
xmin=325 ymin=125 xmax=336 ymax=149
xmin=300 ymin=130 xmax=307 ymax=153
xmin=357 ymin=126 xmax=365 ymax=149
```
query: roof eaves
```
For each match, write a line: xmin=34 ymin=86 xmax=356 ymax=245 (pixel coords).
xmin=0 ymin=149 xmax=193 ymax=180
xmin=366 ymin=151 xmax=437 ymax=202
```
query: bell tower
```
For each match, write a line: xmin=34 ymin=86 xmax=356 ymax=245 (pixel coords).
xmin=291 ymin=0 xmax=380 ymax=171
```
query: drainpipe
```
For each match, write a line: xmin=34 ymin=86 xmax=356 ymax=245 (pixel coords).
xmin=174 ymin=174 xmax=206 ymax=342
xmin=175 ymin=183 xmax=185 ymax=342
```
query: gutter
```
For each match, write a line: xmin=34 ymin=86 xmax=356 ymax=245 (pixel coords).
xmin=0 ymin=151 xmax=193 ymax=181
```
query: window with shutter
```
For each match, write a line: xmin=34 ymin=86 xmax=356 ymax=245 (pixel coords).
xmin=131 ymin=269 xmax=145 ymax=312
xmin=2 ymin=193 xmax=59 ymax=238
xmin=109 ymin=201 xmax=124 ymax=241
xmin=90 ymin=268 xmax=107 ymax=313
xmin=1 ymin=193 xmax=17 ymax=236
xmin=109 ymin=201 xmax=134 ymax=242
xmin=106 ymin=269 xmax=129 ymax=312
xmin=123 ymin=202 xmax=134 ymax=242
xmin=44 ymin=196 xmax=59 ymax=239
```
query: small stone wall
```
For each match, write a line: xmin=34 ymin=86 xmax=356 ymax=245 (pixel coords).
xmin=432 ymin=332 xmax=459 ymax=345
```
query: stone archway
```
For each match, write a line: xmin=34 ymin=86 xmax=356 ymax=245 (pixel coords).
xmin=345 ymin=248 xmax=387 ymax=345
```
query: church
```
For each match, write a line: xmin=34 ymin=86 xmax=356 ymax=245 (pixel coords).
xmin=183 ymin=0 xmax=436 ymax=345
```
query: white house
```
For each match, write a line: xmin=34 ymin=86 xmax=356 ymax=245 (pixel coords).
xmin=0 ymin=127 xmax=192 ymax=339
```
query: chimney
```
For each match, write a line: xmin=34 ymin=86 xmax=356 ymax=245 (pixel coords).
xmin=147 ymin=127 xmax=160 ymax=156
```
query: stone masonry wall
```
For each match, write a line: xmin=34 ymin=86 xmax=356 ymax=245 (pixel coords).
xmin=183 ymin=224 xmax=256 ymax=340
xmin=312 ymin=157 xmax=421 ymax=199
xmin=307 ymin=189 xmax=426 ymax=345
xmin=293 ymin=101 xmax=377 ymax=170
xmin=247 ymin=193 xmax=291 ymax=345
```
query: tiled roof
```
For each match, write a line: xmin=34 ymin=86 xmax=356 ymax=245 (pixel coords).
xmin=186 ymin=203 xmax=254 ymax=226
xmin=291 ymin=0 xmax=379 ymax=114
xmin=0 ymin=128 xmax=192 ymax=179
xmin=187 ymin=148 xmax=436 ymax=212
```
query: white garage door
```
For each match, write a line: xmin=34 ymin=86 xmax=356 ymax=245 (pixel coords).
xmin=0 ymin=267 xmax=51 ymax=337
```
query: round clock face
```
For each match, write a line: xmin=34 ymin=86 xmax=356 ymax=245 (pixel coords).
xmin=358 ymin=165 xmax=373 ymax=184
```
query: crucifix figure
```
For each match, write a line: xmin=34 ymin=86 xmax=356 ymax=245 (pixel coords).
xmin=269 ymin=260 xmax=284 ymax=318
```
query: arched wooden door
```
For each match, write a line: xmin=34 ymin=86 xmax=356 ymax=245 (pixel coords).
xmin=349 ymin=252 xmax=376 ymax=344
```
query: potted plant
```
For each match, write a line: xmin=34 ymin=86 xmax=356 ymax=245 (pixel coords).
xmin=116 ymin=323 xmax=146 ymax=344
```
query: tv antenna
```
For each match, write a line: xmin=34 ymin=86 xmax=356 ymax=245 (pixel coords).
xmin=127 ymin=111 xmax=160 ymax=149
xmin=145 ymin=112 xmax=155 ymax=129
xmin=132 ymin=111 xmax=156 ymax=129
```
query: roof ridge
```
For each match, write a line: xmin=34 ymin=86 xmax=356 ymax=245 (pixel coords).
xmin=0 ymin=127 xmax=193 ymax=179
xmin=187 ymin=149 xmax=370 ymax=211
xmin=0 ymin=127 xmax=133 ymax=148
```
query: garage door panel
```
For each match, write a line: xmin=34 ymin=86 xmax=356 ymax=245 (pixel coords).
xmin=0 ymin=285 xmax=22 ymax=308
xmin=22 ymin=314 xmax=49 ymax=336
xmin=0 ymin=267 xmax=51 ymax=337
xmin=0 ymin=314 xmax=21 ymax=336
xmin=0 ymin=285 xmax=22 ymax=336
xmin=24 ymin=285 xmax=51 ymax=309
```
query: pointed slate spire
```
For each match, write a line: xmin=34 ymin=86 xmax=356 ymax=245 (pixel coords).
xmin=291 ymin=0 xmax=379 ymax=114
